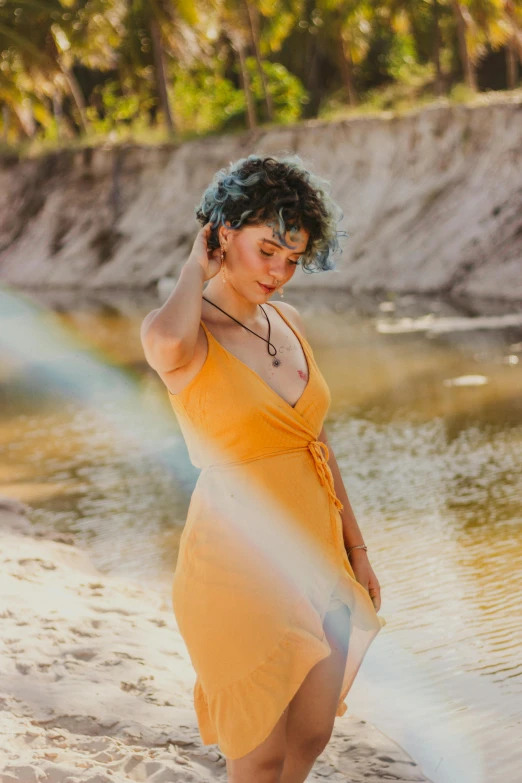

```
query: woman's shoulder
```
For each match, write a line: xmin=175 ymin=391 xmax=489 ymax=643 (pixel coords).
xmin=271 ymin=301 xmax=307 ymax=339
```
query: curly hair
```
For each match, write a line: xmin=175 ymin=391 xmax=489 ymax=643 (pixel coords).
xmin=194 ymin=153 xmax=348 ymax=273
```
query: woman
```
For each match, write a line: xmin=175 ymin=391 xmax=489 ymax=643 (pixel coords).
xmin=141 ymin=154 xmax=386 ymax=783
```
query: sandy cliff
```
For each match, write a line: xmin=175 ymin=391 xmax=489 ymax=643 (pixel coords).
xmin=1 ymin=96 xmax=521 ymax=301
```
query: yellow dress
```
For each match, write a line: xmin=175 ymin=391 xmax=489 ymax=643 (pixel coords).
xmin=167 ymin=302 xmax=386 ymax=760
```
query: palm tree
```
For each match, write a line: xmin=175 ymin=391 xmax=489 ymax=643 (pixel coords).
xmin=244 ymin=0 xmax=274 ymax=122
xmin=121 ymin=0 xmax=200 ymax=135
xmin=447 ymin=0 xmax=507 ymax=92
xmin=210 ymin=0 xmax=302 ymax=129
xmin=314 ymin=0 xmax=374 ymax=107
xmin=0 ymin=0 xmax=90 ymax=136
xmin=214 ymin=0 xmax=259 ymax=129
xmin=465 ymin=0 xmax=516 ymax=91
xmin=432 ymin=0 xmax=445 ymax=94
xmin=388 ymin=0 xmax=449 ymax=96
xmin=451 ymin=0 xmax=477 ymax=89
xmin=504 ymin=0 xmax=522 ymax=87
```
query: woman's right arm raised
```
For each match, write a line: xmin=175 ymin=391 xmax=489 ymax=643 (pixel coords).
xmin=141 ymin=224 xmax=220 ymax=374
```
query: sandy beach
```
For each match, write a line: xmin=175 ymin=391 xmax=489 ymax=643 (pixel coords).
xmin=0 ymin=494 xmax=431 ymax=782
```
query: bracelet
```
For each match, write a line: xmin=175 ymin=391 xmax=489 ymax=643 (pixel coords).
xmin=346 ymin=544 xmax=368 ymax=556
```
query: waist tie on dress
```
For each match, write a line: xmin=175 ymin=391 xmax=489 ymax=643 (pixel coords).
xmin=307 ymin=440 xmax=344 ymax=513
xmin=200 ymin=441 xmax=344 ymax=514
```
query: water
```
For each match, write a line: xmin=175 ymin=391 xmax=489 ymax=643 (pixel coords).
xmin=1 ymin=285 xmax=521 ymax=783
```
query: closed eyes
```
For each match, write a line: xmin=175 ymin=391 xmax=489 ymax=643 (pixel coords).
xmin=260 ymin=249 xmax=300 ymax=265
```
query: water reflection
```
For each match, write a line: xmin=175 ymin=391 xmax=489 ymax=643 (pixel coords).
xmin=1 ymin=285 xmax=521 ymax=782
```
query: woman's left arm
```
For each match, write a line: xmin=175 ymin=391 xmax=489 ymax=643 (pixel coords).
xmin=318 ymin=424 xmax=382 ymax=612
xmin=281 ymin=301 xmax=381 ymax=611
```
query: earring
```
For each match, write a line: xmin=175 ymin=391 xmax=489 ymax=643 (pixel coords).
xmin=279 ymin=285 xmax=284 ymax=298
xmin=220 ymin=247 xmax=227 ymax=283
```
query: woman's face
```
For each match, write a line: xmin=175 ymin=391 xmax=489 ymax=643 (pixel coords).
xmin=218 ymin=222 xmax=309 ymax=300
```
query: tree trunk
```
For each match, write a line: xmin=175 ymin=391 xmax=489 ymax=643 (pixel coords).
xmin=505 ymin=1 xmax=522 ymax=66
xmin=149 ymin=15 xmax=175 ymax=135
xmin=47 ymin=33 xmax=89 ymax=135
xmin=339 ymin=33 xmax=358 ymax=106
xmin=432 ymin=0 xmax=444 ymax=95
xmin=14 ymin=102 xmax=37 ymax=138
xmin=236 ymin=39 xmax=257 ymax=129
xmin=59 ymin=63 xmax=89 ymax=134
xmin=452 ymin=0 xmax=477 ymax=90
xmin=302 ymin=0 xmax=320 ymax=117
xmin=244 ymin=0 xmax=273 ymax=122
xmin=1 ymin=104 xmax=11 ymax=142
xmin=52 ymin=89 xmax=65 ymax=140
xmin=506 ymin=36 xmax=518 ymax=88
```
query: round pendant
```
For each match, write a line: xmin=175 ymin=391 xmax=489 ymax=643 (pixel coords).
xmin=272 ymin=358 xmax=281 ymax=367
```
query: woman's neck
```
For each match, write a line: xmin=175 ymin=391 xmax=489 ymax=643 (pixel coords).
xmin=203 ymin=281 xmax=263 ymax=327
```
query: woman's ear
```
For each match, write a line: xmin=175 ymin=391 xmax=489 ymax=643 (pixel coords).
xmin=218 ymin=223 xmax=232 ymax=249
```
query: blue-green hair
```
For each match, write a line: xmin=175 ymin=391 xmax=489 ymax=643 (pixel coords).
xmin=194 ymin=153 xmax=348 ymax=273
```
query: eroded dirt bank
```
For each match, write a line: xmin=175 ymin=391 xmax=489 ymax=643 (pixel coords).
xmin=1 ymin=96 xmax=521 ymax=302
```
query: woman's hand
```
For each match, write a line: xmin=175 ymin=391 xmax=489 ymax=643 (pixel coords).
xmin=185 ymin=223 xmax=222 ymax=282
xmin=348 ymin=549 xmax=381 ymax=612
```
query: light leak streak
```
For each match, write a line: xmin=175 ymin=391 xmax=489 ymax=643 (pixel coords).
xmin=1 ymin=285 xmax=505 ymax=783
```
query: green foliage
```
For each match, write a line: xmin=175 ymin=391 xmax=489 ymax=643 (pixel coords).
xmin=448 ymin=82 xmax=478 ymax=104
xmin=0 ymin=0 xmax=520 ymax=152
xmin=245 ymin=57 xmax=307 ymax=124
xmin=171 ymin=66 xmax=245 ymax=134
xmin=168 ymin=56 xmax=306 ymax=135
xmin=387 ymin=30 xmax=424 ymax=84
xmin=84 ymin=80 xmax=155 ymax=136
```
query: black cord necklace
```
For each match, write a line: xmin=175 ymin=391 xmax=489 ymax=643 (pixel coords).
xmin=202 ymin=295 xmax=281 ymax=367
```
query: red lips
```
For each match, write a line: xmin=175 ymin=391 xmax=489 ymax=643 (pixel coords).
xmin=258 ymin=282 xmax=275 ymax=292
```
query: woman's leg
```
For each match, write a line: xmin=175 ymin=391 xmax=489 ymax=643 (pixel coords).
xmin=225 ymin=703 xmax=289 ymax=783
xmin=281 ymin=603 xmax=351 ymax=783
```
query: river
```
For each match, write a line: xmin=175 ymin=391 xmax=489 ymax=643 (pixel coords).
xmin=1 ymin=285 xmax=521 ymax=783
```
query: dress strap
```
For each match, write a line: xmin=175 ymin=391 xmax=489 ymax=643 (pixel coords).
xmin=199 ymin=319 xmax=218 ymax=363
xmin=200 ymin=318 xmax=215 ymax=345
xmin=266 ymin=302 xmax=290 ymax=328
